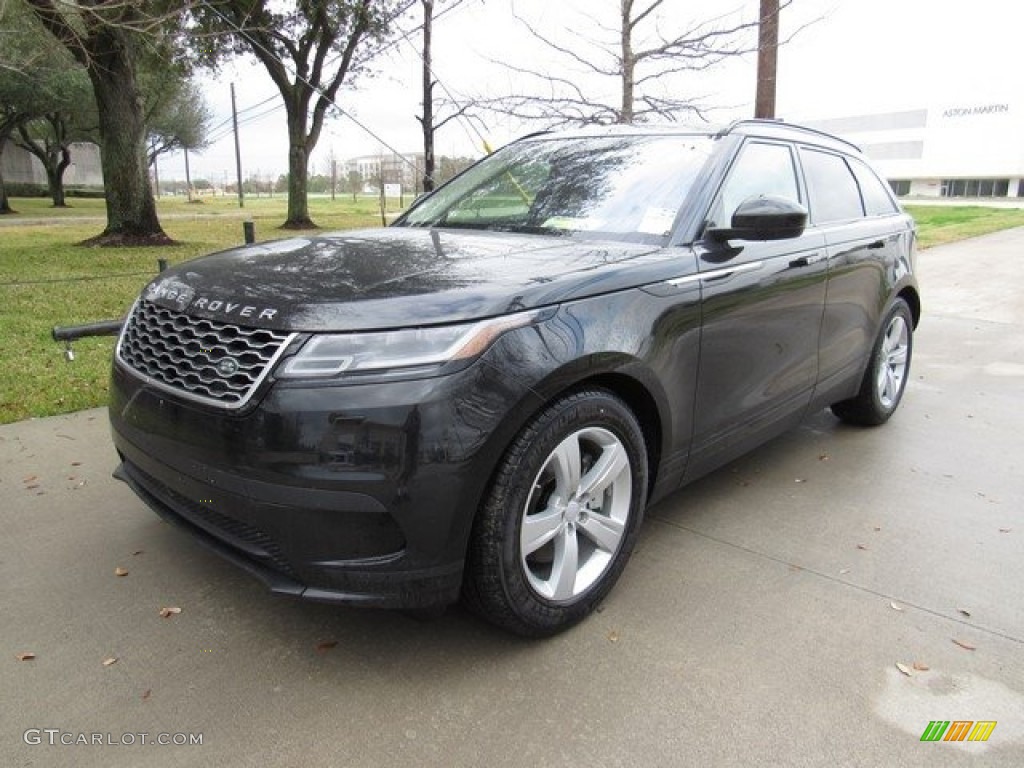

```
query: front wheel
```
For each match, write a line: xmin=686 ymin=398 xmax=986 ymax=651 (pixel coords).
xmin=831 ymin=298 xmax=914 ymax=426
xmin=463 ymin=389 xmax=648 ymax=637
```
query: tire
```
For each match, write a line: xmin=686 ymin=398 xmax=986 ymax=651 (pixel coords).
xmin=463 ymin=389 xmax=648 ymax=637
xmin=831 ymin=298 xmax=913 ymax=426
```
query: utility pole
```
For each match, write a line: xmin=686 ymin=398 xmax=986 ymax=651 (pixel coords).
xmin=231 ymin=83 xmax=244 ymax=208
xmin=755 ymin=0 xmax=779 ymax=119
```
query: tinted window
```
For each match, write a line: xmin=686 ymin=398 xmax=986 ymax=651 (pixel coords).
xmin=800 ymin=149 xmax=863 ymax=224
xmin=711 ymin=141 xmax=800 ymax=227
xmin=849 ymin=158 xmax=899 ymax=216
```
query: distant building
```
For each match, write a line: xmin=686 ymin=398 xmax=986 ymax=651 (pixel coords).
xmin=801 ymin=101 xmax=1024 ymax=199
xmin=0 ymin=141 xmax=103 ymax=188
xmin=344 ymin=152 xmax=425 ymax=194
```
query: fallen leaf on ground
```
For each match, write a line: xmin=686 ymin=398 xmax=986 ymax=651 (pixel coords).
xmin=857 ymin=544 xmax=869 ymax=550
xmin=608 ymin=631 xmax=620 ymax=643
xmin=957 ymin=607 xmax=971 ymax=617
xmin=890 ymin=602 xmax=903 ymax=611
xmin=159 ymin=606 xmax=181 ymax=618
xmin=15 ymin=652 xmax=35 ymax=661
xmin=25 ymin=484 xmax=39 ymax=490
xmin=114 ymin=567 xmax=128 ymax=577
xmin=818 ymin=454 xmax=830 ymax=461
xmin=952 ymin=638 xmax=976 ymax=651
xmin=315 ymin=641 xmax=338 ymax=653
xmin=896 ymin=662 xmax=912 ymax=676
xmin=71 ymin=462 xmax=82 ymax=467
xmin=102 ymin=657 xmax=118 ymax=667
xmin=141 ymin=689 xmax=151 ymax=701
xmin=23 ymin=475 xmax=37 ymax=483
xmin=132 ymin=550 xmax=144 ymax=556
xmin=913 ymin=662 xmax=930 ymax=671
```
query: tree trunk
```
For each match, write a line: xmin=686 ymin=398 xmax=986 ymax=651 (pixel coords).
xmin=619 ymin=0 xmax=635 ymax=123
xmin=17 ymin=117 xmax=72 ymax=207
xmin=0 ymin=157 xmax=12 ymax=215
xmin=421 ymin=0 xmax=436 ymax=193
xmin=84 ymin=27 xmax=170 ymax=244
xmin=0 ymin=122 xmax=17 ymax=214
xmin=283 ymin=108 xmax=315 ymax=229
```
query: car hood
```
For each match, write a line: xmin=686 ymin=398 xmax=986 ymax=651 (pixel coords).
xmin=141 ymin=227 xmax=676 ymax=332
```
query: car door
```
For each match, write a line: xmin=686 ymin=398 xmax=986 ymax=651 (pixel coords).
xmin=685 ymin=139 xmax=829 ymax=480
xmin=798 ymin=148 xmax=912 ymax=399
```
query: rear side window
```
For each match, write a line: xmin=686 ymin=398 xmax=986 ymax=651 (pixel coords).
xmin=710 ymin=141 xmax=800 ymax=227
xmin=799 ymin=148 xmax=863 ymax=224
xmin=849 ymin=157 xmax=900 ymax=216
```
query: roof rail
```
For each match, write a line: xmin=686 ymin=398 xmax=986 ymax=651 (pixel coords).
xmin=718 ymin=118 xmax=863 ymax=153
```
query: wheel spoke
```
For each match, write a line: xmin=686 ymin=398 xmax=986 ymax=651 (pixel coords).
xmin=876 ymin=364 xmax=889 ymax=397
xmin=521 ymin=505 xmax=564 ymax=557
xmin=577 ymin=441 xmax=628 ymax=502
xmin=549 ymin=525 xmax=579 ymax=601
xmin=550 ymin=433 xmax=582 ymax=498
xmin=577 ymin=512 xmax=625 ymax=554
xmin=882 ymin=367 xmax=896 ymax=402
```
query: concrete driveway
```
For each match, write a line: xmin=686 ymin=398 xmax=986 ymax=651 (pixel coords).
xmin=3 ymin=229 xmax=1022 ymax=767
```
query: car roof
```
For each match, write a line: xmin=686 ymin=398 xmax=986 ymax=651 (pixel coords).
xmin=516 ymin=119 xmax=864 ymax=157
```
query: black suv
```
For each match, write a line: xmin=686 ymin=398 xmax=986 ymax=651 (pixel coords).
xmin=110 ymin=120 xmax=919 ymax=636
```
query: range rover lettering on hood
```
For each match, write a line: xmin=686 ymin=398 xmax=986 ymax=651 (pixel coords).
xmin=190 ymin=297 xmax=278 ymax=321
xmin=145 ymin=279 xmax=278 ymax=321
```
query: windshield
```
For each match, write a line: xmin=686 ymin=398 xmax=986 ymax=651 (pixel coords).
xmin=396 ymin=134 xmax=715 ymax=243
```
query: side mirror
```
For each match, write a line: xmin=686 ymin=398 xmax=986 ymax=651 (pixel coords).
xmin=707 ymin=195 xmax=808 ymax=242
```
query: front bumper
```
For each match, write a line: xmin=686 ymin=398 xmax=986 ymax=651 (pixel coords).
xmin=109 ymin=351 xmax=539 ymax=609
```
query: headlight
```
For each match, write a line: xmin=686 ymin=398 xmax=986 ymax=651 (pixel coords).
xmin=277 ymin=310 xmax=543 ymax=380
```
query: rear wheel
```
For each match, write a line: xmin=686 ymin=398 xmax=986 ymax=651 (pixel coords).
xmin=463 ymin=389 xmax=648 ymax=637
xmin=831 ymin=298 xmax=913 ymax=426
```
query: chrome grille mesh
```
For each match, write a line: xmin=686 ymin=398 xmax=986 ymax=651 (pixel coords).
xmin=117 ymin=300 xmax=295 ymax=408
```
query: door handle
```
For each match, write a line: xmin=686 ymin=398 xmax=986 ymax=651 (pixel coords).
xmin=789 ymin=252 xmax=826 ymax=268
xmin=867 ymin=240 xmax=885 ymax=250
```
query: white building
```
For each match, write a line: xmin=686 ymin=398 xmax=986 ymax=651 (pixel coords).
xmin=0 ymin=141 xmax=103 ymax=189
xmin=801 ymin=101 xmax=1024 ymax=199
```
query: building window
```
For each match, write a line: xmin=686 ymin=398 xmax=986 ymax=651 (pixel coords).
xmin=889 ymin=180 xmax=911 ymax=197
xmin=941 ymin=178 xmax=1010 ymax=198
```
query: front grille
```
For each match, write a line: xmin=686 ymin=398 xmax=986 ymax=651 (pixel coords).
xmin=117 ymin=300 xmax=296 ymax=409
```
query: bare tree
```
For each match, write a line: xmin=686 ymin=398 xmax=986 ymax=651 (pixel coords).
xmin=480 ymin=0 xmax=793 ymax=126
xmin=414 ymin=0 xmax=474 ymax=192
xmin=193 ymin=1 xmax=414 ymax=229
xmin=22 ymin=0 xmax=190 ymax=244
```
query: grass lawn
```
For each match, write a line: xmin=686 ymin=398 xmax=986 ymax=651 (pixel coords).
xmin=2 ymin=199 xmax=1023 ymax=424
xmin=0 ymin=195 xmax=384 ymax=424
xmin=904 ymin=204 xmax=1024 ymax=249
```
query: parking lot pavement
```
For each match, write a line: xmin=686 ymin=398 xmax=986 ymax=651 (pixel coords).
xmin=2 ymin=229 xmax=1023 ymax=768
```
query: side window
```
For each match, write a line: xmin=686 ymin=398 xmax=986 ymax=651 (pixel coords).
xmin=799 ymin=148 xmax=864 ymax=224
xmin=849 ymin=157 xmax=900 ymax=216
xmin=711 ymin=142 xmax=800 ymax=227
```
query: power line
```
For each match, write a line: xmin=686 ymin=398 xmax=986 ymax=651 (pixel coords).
xmin=193 ymin=0 xmax=482 ymax=177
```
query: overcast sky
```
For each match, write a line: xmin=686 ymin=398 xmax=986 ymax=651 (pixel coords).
xmin=159 ymin=0 xmax=1024 ymax=185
